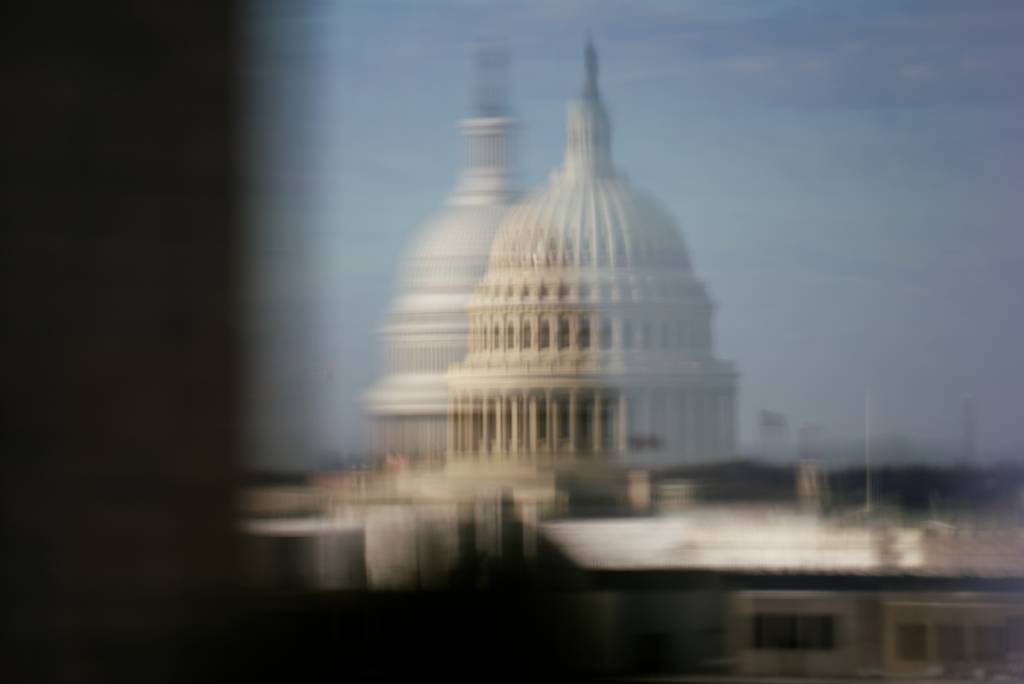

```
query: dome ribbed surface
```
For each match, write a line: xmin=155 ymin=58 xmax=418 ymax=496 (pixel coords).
xmin=488 ymin=175 xmax=692 ymax=273
xmin=401 ymin=203 xmax=511 ymax=296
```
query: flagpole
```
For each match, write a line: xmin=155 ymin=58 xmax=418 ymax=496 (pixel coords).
xmin=865 ymin=389 xmax=872 ymax=515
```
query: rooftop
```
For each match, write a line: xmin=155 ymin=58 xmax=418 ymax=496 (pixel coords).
xmin=540 ymin=507 xmax=1024 ymax=578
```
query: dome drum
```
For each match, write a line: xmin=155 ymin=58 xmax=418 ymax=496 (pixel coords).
xmin=445 ymin=382 xmax=736 ymax=473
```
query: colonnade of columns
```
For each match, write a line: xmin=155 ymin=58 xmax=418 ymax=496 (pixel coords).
xmin=448 ymin=387 xmax=619 ymax=462
xmin=448 ymin=386 xmax=735 ymax=463
xmin=472 ymin=307 xmax=711 ymax=356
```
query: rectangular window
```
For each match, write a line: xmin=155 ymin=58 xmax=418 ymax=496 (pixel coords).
xmin=754 ymin=614 xmax=796 ymax=650
xmin=938 ymin=624 xmax=966 ymax=662
xmin=559 ymin=397 xmax=570 ymax=442
xmin=975 ymin=625 xmax=1008 ymax=662
xmin=798 ymin=614 xmax=835 ymax=650
xmin=601 ymin=402 xmax=613 ymax=448
xmin=557 ymin=316 xmax=570 ymax=350
xmin=752 ymin=614 xmax=835 ymax=651
xmin=1008 ymin=617 xmax=1024 ymax=655
xmin=578 ymin=315 xmax=590 ymax=349
xmin=898 ymin=624 xmax=927 ymax=662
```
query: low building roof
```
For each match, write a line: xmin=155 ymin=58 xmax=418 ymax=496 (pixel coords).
xmin=540 ymin=507 xmax=1024 ymax=578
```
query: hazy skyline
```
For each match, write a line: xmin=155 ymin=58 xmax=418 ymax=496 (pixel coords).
xmin=247 ymin=0 xmax=1024 ymax=469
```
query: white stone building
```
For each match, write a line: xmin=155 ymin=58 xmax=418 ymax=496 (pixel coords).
xmin=447 ymin=41 xmax=737 ymax=473
xmin=364 ymin=50 xmax=517 ymax=463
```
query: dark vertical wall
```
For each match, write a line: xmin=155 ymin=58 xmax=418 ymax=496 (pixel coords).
xmin=1 ymin=4 xmax=241 ymax=682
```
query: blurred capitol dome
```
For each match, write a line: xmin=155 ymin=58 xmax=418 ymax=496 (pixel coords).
xmin=447 ymin=40 xmax=737 ymax=473
xmin=364 ymin=46 xmax=517 ymax=463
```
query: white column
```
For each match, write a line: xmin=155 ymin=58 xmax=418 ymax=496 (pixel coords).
xmin=455 ymin=394 xmax=464 ymax=455
xmin=522 ymin=393 xmax=529 ymax=453
xmin=496 ymin=394 xmax=505 ymax=456
xmin=520 ymin=394 xmax=527 ymax=452
xmin=453 ymin=394 xmax=460 ymax=455
xmin=482 ymin=393 xmax=490 ymax=458
xmin=447 ymin=395 xmax=456 ymax=457
xmin=469 ymin=394 xmax=477 ymax=455
xmin=546 ymin=390 xmax=555 ymax=454
xmin=568 ymin=390 xmax=577 ymax=455
xmin=510 ymin=392 xmax=519 ymax=455
xmin=476 ymin=394 xmax=485 ymax=456
xmin=550 ymin=392 xmax=558 ymax=457
xmin=529 ymin=394 xmax=538 ymax=455
xmin=462 ymin=393 xmax=472 ymax=457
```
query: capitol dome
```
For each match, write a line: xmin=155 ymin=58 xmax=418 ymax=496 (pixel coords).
xmin=364 ymin=51 xmax=517 ymax=462
xmin=447 ymin=41 xmax=737 ymax=472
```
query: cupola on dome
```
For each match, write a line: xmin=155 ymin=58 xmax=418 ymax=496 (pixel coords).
xmin=487 ymin=39 xmax=691 ymax=275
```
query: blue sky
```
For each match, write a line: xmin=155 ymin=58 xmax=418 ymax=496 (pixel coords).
xmin=246 ymin=0 xmax=1024 ymax=469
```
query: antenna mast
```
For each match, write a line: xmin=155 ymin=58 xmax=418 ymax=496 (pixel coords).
xmin=865 ymin=390 xmax=872 ymax=514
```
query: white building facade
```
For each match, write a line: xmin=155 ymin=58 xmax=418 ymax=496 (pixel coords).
xmin=447 ymin=42 xmax=737 ymax=473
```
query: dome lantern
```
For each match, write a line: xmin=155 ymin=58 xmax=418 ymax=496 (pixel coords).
xmin=452 ymin=43 xmax=517 ymax=207
xmin=563 ymin=38 xmax=614 ymax=181
xmin=473 ymin=41 xmax=510 ymax=118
